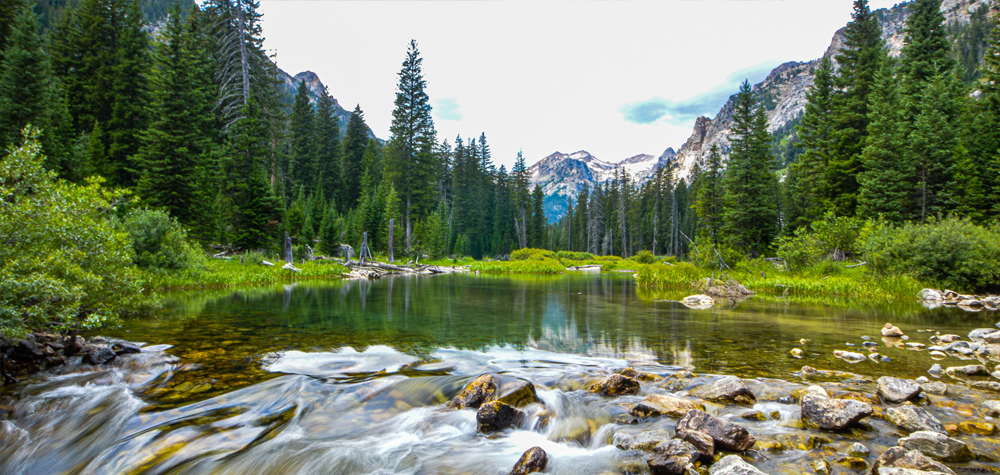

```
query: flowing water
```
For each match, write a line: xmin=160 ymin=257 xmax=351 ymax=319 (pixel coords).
xmin=2 ymin=273 xmax=999 ymax=474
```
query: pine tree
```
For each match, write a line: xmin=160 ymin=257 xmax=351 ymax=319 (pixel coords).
xmin=318 ymin=196 xmax=341 ymax=256
xmin=314 ymin=86 xmax=340 ymax=201
xmin=857 ymin=65 xmax=913 ymax=222
xmin=900 ymin=0 xmax=954 ymax=91
xmin=360 ymin=138 xmax=382 ymax=198
xmin=339 ymin=104 xmax=367 ymax=211
xmin=692 ymin=144 xmax=724 ymax=245
xmin=229 ymin=96 xmax=280 ymax=250
xmin=722 ymin=80 xmax=778 ymax=256
xmin=530 ymin=184 xmax=545 ymax=248
xmin=972 ymin=13 xmax=1000 ymax=215
xmin=383 ymin=39 xmax=437 ymax=241
xmin=288 ymin=80 xmax=315 ymax=192
xmin=828 ymin=0 xmax=885 ymax=215
xmin=789 ymin=55 xmax=836 ymax=227
xmin=136 ymin=5 xmax=216 ymax=230
xmin=0 ymin=1 xmax=49 ymax=150
xmin=909 ymin=72 xmax=963 ymax=222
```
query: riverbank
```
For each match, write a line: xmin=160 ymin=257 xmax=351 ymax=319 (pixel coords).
xmin=139 ymin=257 xmax=349 ymax=291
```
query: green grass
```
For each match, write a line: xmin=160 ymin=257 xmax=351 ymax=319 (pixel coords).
xmin=469 ymin=259 xmax=565 ymax=274
xmin=141 ymin=258 xmax=349 ymax=291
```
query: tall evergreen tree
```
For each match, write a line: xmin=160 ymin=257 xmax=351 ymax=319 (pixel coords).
xmin=228 ymin=96 xmax=281 ymax=250
xmin=978 ymin=13 xmax=1000 ymax=214
xmin=0 ymin=1 xmax=50 ymax=149
xmin=722 ymin=81 xmax=778 ymax=256
xmin=136 ymin=5 xmax=216 ymax=230
xmin=383 ymin=39 xmax=437 ymax=242
xmin=692 ymin=144 xmax=724 ymax=245
xmin=828 ymin=0 xmax=885 ymax=215
xmin=900 ymin=0 xmax=954 ymax=91
xmin=339 ymin=104 xmax=367 ymax=211
xmin=909 ymin=71 xmax=964 ymax=222
xmin=788 ymin=55 xmax=836 ymax=227
xmin=288 ymin=80 xmax=315 ymax=193
xmin=360 ymin=138 xmax=382 ymax=198
xmin=313 ymin=86 xmax=340 ymax=201
xmin=857 ymin=65 xmax=912 ymax=222
xmin=530 ymin=184 xmax=545 ymax=248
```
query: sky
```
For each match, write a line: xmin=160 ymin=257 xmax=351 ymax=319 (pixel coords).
xmin=259 ymin=0 xmax=902 ymax=170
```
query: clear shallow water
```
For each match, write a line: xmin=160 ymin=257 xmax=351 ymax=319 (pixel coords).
xmin=2 ymin=273 xmax=999 ymax=474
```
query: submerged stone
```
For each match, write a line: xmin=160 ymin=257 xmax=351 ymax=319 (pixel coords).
xmin=801 ymin=393 xmax=872 ymax=430
xmin=708 ymin=455 xmax=768 ymax=475
xmin=591 ymin=373 xmax=640 ymax=396
xmin=871 ymin=447 xmax=955 ymax=475
xmin=886 ymin=405 xmax=946 ymax=434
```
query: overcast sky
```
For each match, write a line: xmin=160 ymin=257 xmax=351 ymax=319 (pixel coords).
xmin=259 ymin=0 xmax=902 ymax=169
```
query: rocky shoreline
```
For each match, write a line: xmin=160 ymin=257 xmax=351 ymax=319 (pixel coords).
xmin=0 ymin=332 xmax=144 ymax=384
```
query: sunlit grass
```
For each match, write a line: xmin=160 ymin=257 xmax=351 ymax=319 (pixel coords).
xmin=141 ymin=258 xmax=349 ymax=291
xmin=469 ymin=259 xmax=565 ymax=274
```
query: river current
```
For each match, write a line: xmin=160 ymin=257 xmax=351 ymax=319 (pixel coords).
xmin=2 ymin=273 xmax=998 ymax=474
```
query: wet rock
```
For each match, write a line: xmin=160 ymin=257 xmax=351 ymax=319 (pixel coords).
xmin=915 ymin=376 xmax=929 ymax=384
xmin=476 ymin=401 xmax=522 ymax=433
xmin=790 ymin=348 xmax=804 ymax=358
xmin=497 ymin=376 xmax=541 ymax=407
xmin=920 ymin=289 xmax=943 ymax=301
xmin=970 ymin=381 xmax=1000 ymax=392
xmin=944 ymin=364 xmax=988 ymax=377
xmin=112 ymin=341 xmax=141 ymax=355
xmin=905 ymin=343 xmax=926 ymax=350
xmin=63 ymin=336 xmax=83 ymax=357
xmin=882 ymin=323 xmax=905 ymax=338
xmin=621 ymin=367 xmax=660 ymax=382
xmin=928 ymin=351 xmax=946 ymax=360
xmin=938 ymin=334 xmax=960 ymax=343
xmin=615 ymin=429 xmax=673 ymax=451
xmin=82 ymin=346 xmax=116 ymax=365
xmin=698 ymin=376 xmax=756 ymax=405
xmin=834 ymin=350 xmax=867 ymax=363
xmin=957 ymin=421 xmax=995 ymax=435
xmin=812 ymin=460 xmax=831 ymax=474
xmin=848 ymin=443 xmax=870 ymax=458
xmin=877 ymin=469 xmax=952 ymax=475
xmin=740 ymin=410 xmax=767 ymax=421
xmin=43 ymin=356 xmax=66 ymax=369
xmin=897 ymin=431 xmax=973 ymax=462
xmin=921 ymin=382 xmax=947 ymax=395
xmin=802 ymin=384 xmax=829 ymax=398
xmin=630 ymin=394 xmax=705 ymax=418
xmin=674 ymin=430 xmax=714 ymax=460
xmin=982 ymin=400 xmax=1000 ymax=416
xmin=509 ymin=446 xmax=547 ymax=475
xmin=648 ymin=439 xmax=701 ymax=474
xmin=12 ymin=340 xmax=44 ymax=361
xmin=681 ymin=294 xmax=714 ymax=308
xmin=877 ymin=377 xmax=922 ymax=404
xmin=871 ymin=447 xmax=956 ymax=475
xmin=677 ymin=409 xmax=755 ymax=451
xmin=708 ymin=455 xmax=768 ymax=475
xmin=801 ymin=393 xmax=873 ymax=430
xmin=591 ymin=373 xmax=640 ymax=396
xmin=837 ymin=457 xmax=867 ymax=470
xmin=927 ymin=364 xmax=943 ymax=376
xmin=958 ymin=299 xmax=983 ymax=310
xmin=450 ymin=374 xmax=499 ymax=409
xmin=886 ymin=405 xmax=946 ymax=434
xmin=968 ymin=328 xmax=997 ymax=341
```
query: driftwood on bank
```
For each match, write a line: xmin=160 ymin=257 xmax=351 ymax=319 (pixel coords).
xmin=343 ymin=260 xmax=469 ymax=280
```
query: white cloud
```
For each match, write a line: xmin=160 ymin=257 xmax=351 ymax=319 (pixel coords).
xmin=260 ymin=0 xmax=903 ymax=169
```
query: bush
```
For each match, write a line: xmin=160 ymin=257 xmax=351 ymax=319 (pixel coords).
xmin=630 ymin=250 xmax=656 ymax=264
xmin=510 ymin=248 xmax=558 ymax=261
xmin=556 ymin=251 xmax=595 ymax=261
xmin=775 ymin=213 xmax=864 ymax=270
xmin=860 ymin=216 xmax=1000 ymax=291
xmin=123 ymin=208 xmax=203 ymax=270
xmin=0 ymin=131 xmax=150 ymax=337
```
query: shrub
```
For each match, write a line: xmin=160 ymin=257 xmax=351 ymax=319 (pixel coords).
xmin=630 ymin=250 xmax=656 ymax=264
xmin=860 ymin=216 xmax=1000 ymax=291
xmin=776 ymin=213 xmax=864 ymax=270
xmin=123 ymin=208 xmax=203 ymax=270
xmin=0 ymin=131 xmax=150 ymax=337
xmin=556 ymin=251 xmax=595 ymax=261
xmin=510 ymin=248 xmax=558 ymax=261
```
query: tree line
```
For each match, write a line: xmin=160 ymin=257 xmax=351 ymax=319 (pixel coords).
xmin=1 ymin=0 xmax=997 ymax=264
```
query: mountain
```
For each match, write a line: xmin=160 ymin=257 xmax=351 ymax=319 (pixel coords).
xmin=278 ymin=69 xmax=379 ymax=141
xmin=670 ymin=0 xmax=995 ymax=181
xmin=528 ymin=148 xmax=675 ymax=220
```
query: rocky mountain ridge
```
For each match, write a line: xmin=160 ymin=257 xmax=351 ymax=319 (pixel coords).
xmin=528 ymin=148 xmax=675 ymax=219
xmin=670 ymin=0 xmax=994 ymax=182
xmin=278 ymin=69 xmax=379 ymax=141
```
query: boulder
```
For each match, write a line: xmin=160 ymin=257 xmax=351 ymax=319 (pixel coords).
xmin=615 ymin=429 xmax=673 ymax=451
xmin=882 ymin=323 xmax=905 ymax=338
xmin=886 ymin=406 xmax=946 ymax=434
xmin=476 ymin=401 xmax=522 ymax=433
xmin=970 ymin=381 xmax=1000 ymax=392
xmin=878 ymin=377 xmax=922 ymax=404
xmin=871 ymin=447 xmax=955 ymax=475
xmin=12 ymin=339 xmax=44 ymax=361
xmin=496 ymin=376 xmax=541 ymax=407
xmin=509 ymin=446 xmax=547 ymax=475
xmin=591 ymin=374 xmax=640 ymax=396
xmin=82 ymin=346 xmax=116 ymax=365
xmin=450 ymin=374 xmax=499 ymax=409
xmin=969 ymin=328 xmax=997 ymax=341
xmin=112 ymin=341 xmax=141 ymax=355
xmin=676 ymin=409 xmax=755 ymax=451
xmin=708 ymin=455 xmax=769 ymax=475
xmin=921 ymin=382 xmax=947 ymax=395
xmin=898 ymin=431 xmax=973 ymax=462
xmin=621 ymin=367 xmax=660 ymax=382
xmin=919 ymin=289 xmax=943 ymax=301
xmin=937 ymin=334 xmax=960 ymax=343
xmin=801 ymin=394 xmax=873 ymax=430
xmin=698 ymin=376 xmax=756 ymax=405
xmin=630 ymin=394 xmax=705 ymax=418
xmin=63 ymin=336 xmax=83 ymax=357
xmin=647 ymin=439 xmax=701 ymax=475
xmin=681 ymin=294 xmax=714 ymax=309
xmin=982 ymin=400 xmax=1000 ymax=417
xmin=944 ymin=364 xmax=989 ymax=377
xmin=674 ymin=430 xmax=714 ymax=460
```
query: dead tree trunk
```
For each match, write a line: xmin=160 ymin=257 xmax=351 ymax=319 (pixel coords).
xmin=388 ymin=218 xmax=395 ymax=263
xmin=360 ymin=232 xmax=369 ymax=266
xmin=284 ymin=231 xmax=293 ymax=263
